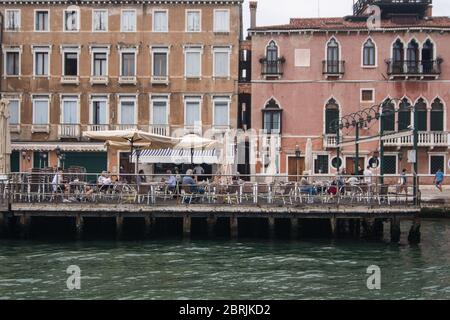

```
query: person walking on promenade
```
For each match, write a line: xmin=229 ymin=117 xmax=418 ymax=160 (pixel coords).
xmin=434 ymin=168 xmax=444 ymax=192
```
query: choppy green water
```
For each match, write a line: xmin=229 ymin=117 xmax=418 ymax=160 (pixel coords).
xmin=0 ymin=219 xmax=449 ymax=300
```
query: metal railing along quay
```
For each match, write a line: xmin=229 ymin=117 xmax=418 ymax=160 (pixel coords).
xmin=0 ymin=172 xmax=420 ymax=208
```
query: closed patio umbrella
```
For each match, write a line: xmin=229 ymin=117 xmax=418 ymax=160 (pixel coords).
xmin=0 ymin=99 xmax=12 ymax=176
xmin=304 ymin=138 xmax=313 ymax=175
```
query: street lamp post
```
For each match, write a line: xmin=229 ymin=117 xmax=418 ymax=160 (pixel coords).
xmin=295 ymin=145 xmax=301 ymax=182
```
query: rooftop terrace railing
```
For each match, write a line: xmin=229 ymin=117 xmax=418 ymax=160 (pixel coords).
xmin=353 ymin=0 xmax=432 ymax=15
xmin=0 ymin=172 xmax=420 ymax=208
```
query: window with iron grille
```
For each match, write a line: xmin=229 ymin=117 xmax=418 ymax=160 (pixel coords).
xmin=430 ymin=155 xmax=444 ymax=175
xmin=431 ymin=98 xmax=444 ymax=131
xmin=325 ymin=98 xmax=339 ymax=134
xmin=381 ymin=100 xmax=395 ymax=131
xmin=383 ymin=155 xmax=397 ymax=174
xmin=314 ymin=155 xmax=329 ymax=174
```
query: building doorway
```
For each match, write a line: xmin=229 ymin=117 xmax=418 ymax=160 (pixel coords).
xmin=345 ymin=157 xmax=365 ymax=175
xmin=288 ymin=156 xmax=304 ymax=181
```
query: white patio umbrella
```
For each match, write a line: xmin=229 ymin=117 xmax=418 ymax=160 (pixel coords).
xmin=83 ymin=129 xmax=177 ymax=173
xmin=0 ymin=99 xmax=12 ymax=176
xmin=174 ymin=134 xmax=221 ymax=165
xmin=217 ymin=131 xmax=234 ymax=183
xmin=304 ymin=138 xmax=313 ymax=175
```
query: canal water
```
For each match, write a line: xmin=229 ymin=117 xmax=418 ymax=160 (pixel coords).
xmin=0 ymin=219 xmax=449 ymax=299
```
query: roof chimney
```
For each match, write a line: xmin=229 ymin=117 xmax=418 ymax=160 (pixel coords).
xmin=250 ymin=1 xmax=258 ymax=29
xmin=425 ymin=5 xmax=433 ymax=18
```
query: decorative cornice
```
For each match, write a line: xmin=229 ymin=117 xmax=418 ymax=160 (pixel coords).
xmin=0 ymin=0 xmax=243 ymax=5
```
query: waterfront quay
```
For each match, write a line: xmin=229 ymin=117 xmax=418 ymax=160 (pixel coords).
xmin=0 ymin=173 xmax=423 ymax=243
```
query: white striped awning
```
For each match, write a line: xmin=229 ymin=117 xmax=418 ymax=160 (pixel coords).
xmin=132 ymin=148 xmax=220 ymax=164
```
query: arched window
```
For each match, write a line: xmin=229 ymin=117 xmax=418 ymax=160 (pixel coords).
xmin=266 ymin=41 xmax=279 ymax=75
xmin=407 ymin=39 xmax=419 ymax=73
xmin=263 ymin=98 xmax=282 ymax=134
xmin=326 ymin=38 xmax=339 ymax=73
xmin=415 ymin=98 xmax=428 ymax=131
xmin=363 ymin=39 xmax=376 ymax=66
xmin=392 ymin=39 xmax=404 ymax=73
xmin=398 ymin=98 xmax=411 ymax=131
xmin=325 ymin=98 xmax=339 ymax=134
xmin=381 ymin=99 xmax=395 ymax=132
xmin=422 ymin=39 xmax=434 ymax=73
xmin=430 ymin=98 xmax=444 ymax=131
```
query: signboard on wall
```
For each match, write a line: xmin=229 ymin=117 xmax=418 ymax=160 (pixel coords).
xmin=407 ymin=150 xmax=416 ymax=163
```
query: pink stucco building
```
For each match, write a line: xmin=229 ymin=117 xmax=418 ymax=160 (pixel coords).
xmin=247 ymin=0 xmax=450 ymax=183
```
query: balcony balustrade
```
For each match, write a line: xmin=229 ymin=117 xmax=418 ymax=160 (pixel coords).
xmin=384 ymin=131 xmax=447 ymax=148
xmin=58 ymin=124 xmax=80 ymax=139
xmin=90 ymin=76 xmax=109 ymax=85
xmin=60 ymin=75 xmax=79 ymax=85
xmin=260 ymin=57 xmax=285 ymax=78
xmin=386 ymin=59 xmax=442 ymax=78
xmin=149 ymin=124 xmax=170 ymax=136
xmin=322 ymin=60 xmax=345 ymax=77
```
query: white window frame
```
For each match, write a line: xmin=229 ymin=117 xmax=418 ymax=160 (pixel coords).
xmin=183 ymin=96 xmax=203 ymax=127
xmin=121 ymin=9 xmax=137 ymax=32
xmin=361 ymin=37 xmax=378 ymax=68
xmin=2 ymin=46 xmax=22 ymax=78
xmin=89 ymin=95 xmax=110 ymax=125
xmin=32 ymin=45 xmax=52 ymax=78
xmin=32 ymin=95 xmax=50 ymax=125
xmin=212 ymin=96 xmax=231 ymax=128
xmin=6 ymin=98 xmax=21 ymax=125
xmin=183 ymin=45 xmax=203 ymax=79
xmin=60 ymin=95 xmax=80 ymax=124
xmin=34 ymin=9 xmax=50 ymax=32
xmin=92 ymin=9 xmax=108 ymax=32
xmin=212 ymin=46 xmax=232 ymax=78
xmin=5 ymin=9 xmax=21 ymax=31
xmin=152 ymin=9 xmax=168 ymax=32
xmin=150 ymin=46 xmax=170 ymax=77
xmin=313 ymin=152 xmax=331 ymax=176
xmin=60 ymin=45 xmax=81 ymax=77
xmin=90 ymin=46 xmax=110 ymax=77
xmin=382 ymin=153 xmax=398 ymax=176
xmin=63 ymin=8 xmax=80 ymax=32
xmin=428 ymin=153 xmax=447 ymax=176
xmin=213 ymin=9 xmax=230 ymax=33
xmin=150 ymin=94 xmax=170 ymax=125
xmin=119 ymin=47 xmax=138 ymax=77
xmin=360 ymin=88 xmax=375 ymax=104
xmin=117 ymin=95 xmax=138 ymax=125
xmin=185 ymin=9 xmax=201 ymax=33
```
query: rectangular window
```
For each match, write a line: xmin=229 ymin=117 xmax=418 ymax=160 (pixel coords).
xmin=92 ymin=99 xmax=108 ymax=125
xmin=121 ymin=53 xmax=136 ymax=76
xmin=185 ymin=49 xmax=201 ymax=78
xmin=121 ymin=10 xmax=136 ymax=32
xmin=213 ymin=100 xmax=229 ymax=127
xmin=383 ymin=155 xmax=397 ymax=175
xmin=185 ymin=100 xmax=201 ymax=126
xmin=62 ymin=98 xmax=78 ymax=124
xmin=314 ymin=155 xmax=329 ymax=174
xmin=152 ymin=101 xmax=168 ymax=125
xmin=153 ymin=52 xmax=167 ymax=77
xmin=33 ymin=98 xmax=49 ymax=124
xmin=186 ymin=10 xmax=201 ymax=32
xmin=35 ymin=10 xmax=49 ymax=31
xmin=153 ymin=10 xmax=168 ymax=32
xmin=64 ymin=52 xmax=78 ymax=76
xmin=93 ymin=52 xmax=107 ymax=76
xmin=34 ymin=51 xmax=49 ymax=76
xmin=120 ymin=99 xmax=136 ymax=124
xmin=9 ymin=100 xmax=20 ymax=125
xmin=6 ymin=52 xmax=20 ymax=76
xmin=214 ymin=10 xmax=229 ymax=32
xmin=93 ymin=10 xmax=108 ymax=31
xmin=214 ymin=49 xmax=230 ymax=78
xmin=64 ymin=10 xmax=79 ymax=31
xmin=5 ymin=10 xmax=20 ymax=31
xmin=430 ymin=155 xmax=445 ymax=175
xmin=361 ymin=89 xmax=374 ymax=102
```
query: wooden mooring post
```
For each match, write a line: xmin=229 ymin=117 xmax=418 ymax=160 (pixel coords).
xmin=144 ymin=215 xmax=154 ymax=238
xmin=183 ymin=215 xmax=191 ymax=239
xmin=75 ymin=214 xmax=84 ymax=240
xmin=390 ymin=216 xmax=401 ymax=243
xmin=230 ymin=216 xmax=238 ymax=239
xmin=116 ymin=215 xmax=124 ymax=240
xmin=19 ymin=214 xmax=31 ymax=239
xmin=408 ymin=217 xmax=421 ymax=244
xmin=268 ymin=217 xmax=275 ymax=239
xmin=207 ymin=216 xmax=217 ymax=238
xmin=330 ymin=216 xmax=337 ymax=238
xmin=291 ymin=218 xmax=299 ymax=240
xmin=0 ymin=212 xmax=9 ymax=237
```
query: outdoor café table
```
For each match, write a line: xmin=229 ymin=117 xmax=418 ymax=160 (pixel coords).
xmin=69 ymin=181 xmax=87 ymax=198
xmin=140 ymin=182 xmax=160 ymax=204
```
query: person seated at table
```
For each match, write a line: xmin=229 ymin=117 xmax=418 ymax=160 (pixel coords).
xmin=182 ymin=169 xmax=204 ymax=203
xmin=52 ymin=168 xmax=67 ymax=193
xmin=299 ymin=177 xmax=316 ymax=195
xmin=166 ymin=170 xmax=177 ymax=193
xmin=98 ymin=171 xmax=112 ymax=191
xmin=346 ymin=175 xmax=359 ymax=186
xmin=136 ymin=169 xmax=146 ymax=185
